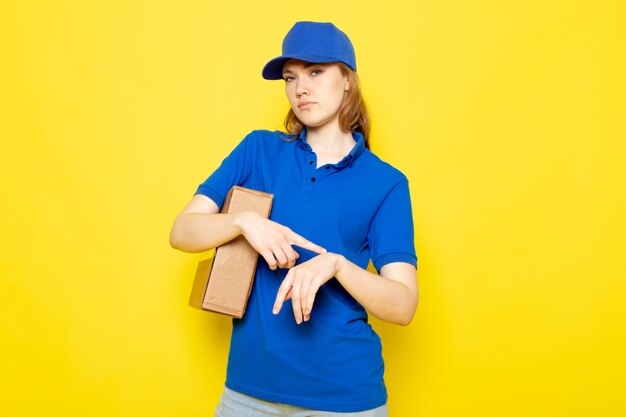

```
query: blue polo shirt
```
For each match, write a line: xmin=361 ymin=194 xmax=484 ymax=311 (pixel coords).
xmin=196 ymin=128 xmax=417 ymax=412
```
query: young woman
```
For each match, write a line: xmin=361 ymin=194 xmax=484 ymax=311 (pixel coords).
xmin=170 ymin=21 xmax=418 ymax=417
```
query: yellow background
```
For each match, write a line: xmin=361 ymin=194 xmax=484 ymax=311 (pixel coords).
xmin=1 ymin=1 xmax=625 ymax=416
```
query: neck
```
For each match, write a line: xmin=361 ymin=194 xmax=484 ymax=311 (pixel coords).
xmin=305 ymin=121 xmax=355 ymax=154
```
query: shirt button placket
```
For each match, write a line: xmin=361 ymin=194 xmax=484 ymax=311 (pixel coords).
xmin=304 ymin=153 xmax=317 ymax=191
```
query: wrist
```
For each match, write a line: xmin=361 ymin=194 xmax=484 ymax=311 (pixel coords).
xmin=334 ymin=253 xmax=348 ymax=275
xmin=232 ymin=210 xmax=255 ymax=234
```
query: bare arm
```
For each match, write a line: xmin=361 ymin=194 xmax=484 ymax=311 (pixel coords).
xmin=169 ymin=194 xmax=240 ymax=253
xmin=170 ymin=194 xmax=326 ymax=268
xmin=273 ymin=253 xmax=418 ymax=326
xmin=335 ymin=257 xmax=418 ymax=326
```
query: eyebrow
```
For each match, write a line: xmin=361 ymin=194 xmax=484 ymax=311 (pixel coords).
xmin=282 ymin=62 xmax=325 ymax=74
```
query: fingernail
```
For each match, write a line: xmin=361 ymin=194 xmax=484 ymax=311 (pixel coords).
xmin=272 ymin=306 xmax=278 ymax=314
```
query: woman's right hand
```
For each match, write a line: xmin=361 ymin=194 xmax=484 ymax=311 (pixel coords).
xmin=236 ymin=211 xmax=326 ymax=270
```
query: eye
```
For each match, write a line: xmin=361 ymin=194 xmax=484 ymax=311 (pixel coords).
xmin=283 ymin=76 xmax=295 ymax=82
xmin=311 ymin=69 xmax=322 ymax=76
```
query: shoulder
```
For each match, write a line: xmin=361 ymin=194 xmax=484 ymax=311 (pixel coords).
xmin=244 ymin=129 xmax=295 ymax=141
xmin=242 ymin=129 xmax=297 ymax=148
xmin=358 ymin=149 xmax=409 ymax=188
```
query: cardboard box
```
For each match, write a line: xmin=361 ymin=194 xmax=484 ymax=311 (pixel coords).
xmin=189 ymin=186 xmax=273 ymax=318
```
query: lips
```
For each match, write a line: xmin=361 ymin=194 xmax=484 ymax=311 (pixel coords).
xmin=297 ymin=101 xmax=315 ymax=109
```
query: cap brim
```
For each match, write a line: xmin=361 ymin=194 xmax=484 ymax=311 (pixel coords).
xmin=262 ymin=54 xmax=338 ymax=80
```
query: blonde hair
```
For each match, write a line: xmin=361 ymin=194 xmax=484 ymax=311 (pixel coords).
xmin=282 ymin=63 xmax=371 ymax=149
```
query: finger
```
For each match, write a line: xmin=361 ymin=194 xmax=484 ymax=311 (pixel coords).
xmin=282 ymin=247 xmax=299 ymax=269
xmin=299 ymin=276 xmax=312 ymax=321
xmin=288 ymin=232 xmax=327 ymax=255
xmin=273 ymin=232 xmax=299 ymax=268
xmin=285 ymin=287 xmax=292 ymax=301
xmin=304 ymin=282 xmax=321 ymax=321
xmin=290 ymin=273 xmax=303 ymax=324
xmin=276 ymin=244 xmax=298 ymax=269
xmin=271 ymin=245 xmax=289 ymax=268
xmin=273 ymin=271 xmax=294 ymax=314
xmin=260 ymin=249 xmax=278 ymax=270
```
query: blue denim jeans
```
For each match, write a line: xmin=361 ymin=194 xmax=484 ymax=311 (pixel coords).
xmin=215 ymin=386 xmax=389 ymax=417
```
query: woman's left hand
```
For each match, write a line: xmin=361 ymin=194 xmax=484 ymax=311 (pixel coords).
xmin=273 ymin=252 xmax=344 ymax=324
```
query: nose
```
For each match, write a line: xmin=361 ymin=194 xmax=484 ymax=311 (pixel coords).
xmin=295 ymin=77 xmax=309 ymax=97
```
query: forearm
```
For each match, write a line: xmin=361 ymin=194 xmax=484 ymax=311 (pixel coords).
xmin=335 ymin=256 xmax=418 ymax=326
xmin=169 ymin=211 xmax=245 ymax=253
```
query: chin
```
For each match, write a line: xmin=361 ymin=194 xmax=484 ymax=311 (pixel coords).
xmin=295 ymin=114 xmax=328 ymax=128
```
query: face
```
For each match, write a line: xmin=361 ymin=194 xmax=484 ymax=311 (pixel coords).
xmin=282 ymin=59 xmax=349 ymax=129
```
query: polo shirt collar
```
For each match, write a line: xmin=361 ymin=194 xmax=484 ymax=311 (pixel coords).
xmin=296 ymin=129 xmax=366 ymax=168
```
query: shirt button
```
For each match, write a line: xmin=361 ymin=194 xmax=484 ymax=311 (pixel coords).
xmin=309 ymin=160 xmax=313 ymax=165
xmin=311 ymin=177 xmax=316 ymax=182
xmin=325 ymin=166 xmax=330 ymax=170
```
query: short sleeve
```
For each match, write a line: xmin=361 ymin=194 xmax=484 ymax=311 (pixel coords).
xmin=195 ymin=132 xmax=257 ymax=209
xmin=367 ymin=178 xmax=418 ymax=273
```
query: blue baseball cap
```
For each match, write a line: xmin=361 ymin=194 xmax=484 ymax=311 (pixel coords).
xmin=262 ymin=21 xmax=357 ymax=80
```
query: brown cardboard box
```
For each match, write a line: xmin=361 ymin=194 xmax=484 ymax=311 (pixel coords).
xmin=189 ymin=186 xmax=273 ymax=318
